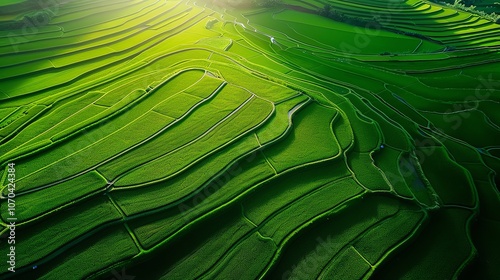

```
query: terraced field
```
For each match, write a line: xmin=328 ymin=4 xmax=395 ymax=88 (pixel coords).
xmin=0 ymin=0 xmax=499 ymax=279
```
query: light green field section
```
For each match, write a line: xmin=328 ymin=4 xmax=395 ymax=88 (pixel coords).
xmin=0 ymin=0 xmax=498 ymax=279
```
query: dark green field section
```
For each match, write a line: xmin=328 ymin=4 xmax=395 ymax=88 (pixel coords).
xmin=0 ymin=0 xmax=499 ymax=279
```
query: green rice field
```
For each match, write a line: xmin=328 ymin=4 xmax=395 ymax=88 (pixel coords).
xmin=0 ymin=0 xmax=499 ymax=279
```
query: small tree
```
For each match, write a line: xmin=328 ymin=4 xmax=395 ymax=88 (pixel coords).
xmin=319 ymin=4 xmax=332 ymax=17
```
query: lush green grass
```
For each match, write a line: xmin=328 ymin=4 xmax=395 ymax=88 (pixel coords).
xmin=264 ymin=102 xmax=341 ymax=172
xmin=0 ymin=0 xmax=498 ymax=278
xmin=38 ymin=225 xmax=139 ymax=280
xmin=0 ymin=196 xmax=122 ymax=273
xmin=1 ymin=171 xmax=107 ymax=223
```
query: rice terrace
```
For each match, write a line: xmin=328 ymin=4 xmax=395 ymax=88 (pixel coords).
xmin=0 ymin=0 xmax=499 ymax=279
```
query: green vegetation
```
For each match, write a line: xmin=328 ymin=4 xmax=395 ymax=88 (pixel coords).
xmin=431 ymin=0 xmax=500 ymax=21
xmin=0 ymin=0 xmax=499 ymax=279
